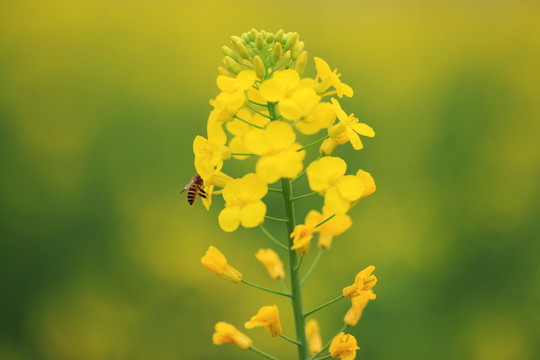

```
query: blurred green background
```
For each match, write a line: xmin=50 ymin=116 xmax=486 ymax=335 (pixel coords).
xmin=1 ymin=1 xmax=539 ymax=359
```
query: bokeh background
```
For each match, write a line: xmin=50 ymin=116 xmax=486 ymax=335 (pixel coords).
xmin=1 ymin=0 xmax=539 ymax=359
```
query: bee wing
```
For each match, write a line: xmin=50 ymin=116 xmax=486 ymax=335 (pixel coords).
xmin=179 ymin=175 xmax=199 ymax=195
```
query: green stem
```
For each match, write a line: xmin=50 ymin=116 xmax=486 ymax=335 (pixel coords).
xmin=294 ymin=255 xmax=304 ymax=272
xmin=279 ymin=333 xmax=301 ymax=346
xmin=297 ymin=135 xmax=329 ymax=152
xmin=314 ymin=355 xmax=332 ymax=360
xmin=301 ymin=249 xmax=324 ymax=286
xmin=247 ymin=104 xmax=272 ymax=119
xmin=250 ymin=346 xmax=280 ymax=360
xmin=268 ymin=188 xmax=282 ymax=193
xmin=267 ymin=102 xmax=278 ymax=120
xmin=291 ymin=191 xmax=318 ymax=202
xmin=259 ymin=225 xmax=288 ymax=250
xmin=265 ymin=215 xmax=289 ymax=223
xmin=281 ymin=178 xmax=309 ymax=359
xmin=241 ymin=279 xmax=291 ymax=297
xmin=249 ymin=99 xmax=268 ymax=107
xmin=314 ymin=214 xmax=336 ymax=229
xmin=310 ymin=323 xmax=348 ymax=360
xmin=304 ymin=295 xmax=344 ymax=317
xmin=231 ymin=152 xmax=256 ymax=156
xmin=234 ymin=114 xmax=264 ymax=129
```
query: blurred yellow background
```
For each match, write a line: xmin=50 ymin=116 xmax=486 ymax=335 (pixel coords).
xmin=1 ymin=1 xmax=539 ymax=359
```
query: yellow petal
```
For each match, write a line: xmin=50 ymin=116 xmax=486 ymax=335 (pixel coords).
xmin=280 ymin=147 xmax=305 ymax=179
xmin=350 ymin=122 xmax=375 ymax=137
xmin=278 ymin=98 xmax=303 ymax=121
xmin=240 ymin=201 xmax=267 ymax=228
xmin=256 ymin=155 xmax=282 ymax=184
xmin=245 ymin=128 xmax=271 ymax=155
xmin=346 ymin=126 xmax=363 ymax=150
xmin=331 ymin=98 xmax=349 ymax=123
xmin=341 ymin=83 xmax=354 ymax=98
xmin=216 ymin=75 xmax=236 ymax=92
xmin=356 ymin=170 xmax=376 ymax=198
xmin=306 ymin=156 xmax=347 ymax=193
xmin=236 ymin=70 xmax=257 ymax=90
xmin=218 ymin=206 xmax=241 ymax=232
xmin=324 ymin=186 xmax=351 ymax=214
xmin=240 ymin=173 xmax=268 ymax=200
xmin=336 ymin=175 xmax=364 ymax=201
xmin=266 ymin=121 xmax=296 ymax=149
xmin=274 ymin=69 xmax=300 ymax=88
xmin=314 ymin=57 xmax=332 ymax=78
xmin=222 ymin=178 xmax=242 ymax=203
xmin=259 ymin=78 xmax=286 ymax=102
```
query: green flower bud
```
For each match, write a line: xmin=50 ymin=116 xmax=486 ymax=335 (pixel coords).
xmin=256 ymin=34 xmax=264 ymax=50
xmin=224 ymin=56 xmax=242 ymax=74
xmin=235 ymin=41 xmax=250 ymax=59
xmin=275 ymin=29 xmax=284 ymax=42
xmin=218 ymin=66 xmax=233 ymax=77
xmin=266 ymin=33 xmax=275 ymax=43
xmin=222 ymin=46 xmax=235 ymax=58
xmin=272 ymin=42 xmax=282 ymax=64
xmin=253 ymin=55 xmax=265 ymax=78
xmin=259 ymin=30 xmax=267 ymax=38
xmin=241 ymin=32 xmax=250 ymax=42
xmin=284 ymin=32 xmax=298 ymax=51
xmin=249 ymin=28 xmax=257 ymax=41
xmin=294 ymin=51 xmax=308 ymax=76
xmin=291 ymin=41 xmax=304 ymax=60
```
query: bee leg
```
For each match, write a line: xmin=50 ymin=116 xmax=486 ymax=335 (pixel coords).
xmin=198 ymin=192 xmax=207 ymax=199
xmin=199 ymin=188 xmax=208 ymax=196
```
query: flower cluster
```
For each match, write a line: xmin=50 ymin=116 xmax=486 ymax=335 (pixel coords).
xmin=189 ymin=29 xmax=379 ymax=360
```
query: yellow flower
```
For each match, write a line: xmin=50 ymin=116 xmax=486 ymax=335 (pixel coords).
xmin=290 ymin=223 xmax=315 ymax=256
xmin=244 ymin=121 xmax=305 ymax=183
xmin=295 ymin=102 xmax=336 ymax=135
xmin=212 ymin=322 xmax=252 ymax=350
xmin=226 ymin=109 xmax=269 ymax=159
xmin=259 ymin=69 xmax=320 ymax=121
xmin=329 ymin=332 xmax=360 ymax=360
xmin=213 ymin=70 xmax=257 ymax=122
xmin=201 ymin=166 xmax=233 ymax=211
xmin=244 ymin=305 xmax=282 ymax=337
xmin=306 ymin=157 xmax=365 ymax=214
xmin=343 ymin=266 xmax=377 ymax=299
xmin=355 ymin=169 xmax=376 ymax=198
xmin=255 ymin=249 xmax=285 ymax=280
xmin=306 ymin=319 xmax=323 ymax=356
xmin=328 ymin=98 xmax=374 ymax=151
xmin=193 ymin=118 xmax=231 ymax=181
xmin=218 ymin=173 xmax=267 ymax=232
xmin=314 ymin=57 xmax=353 ymax=98
xmin=344 ymin=290 xmax=375 ymax=326
xmin=305 ymin=207 xmax=352 ymax=249
xmin=201 ymin=246 xmax=242 ymax=284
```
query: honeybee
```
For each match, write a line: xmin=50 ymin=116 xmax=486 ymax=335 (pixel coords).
xmin=180 ymin=174 xmax=207 ymax=205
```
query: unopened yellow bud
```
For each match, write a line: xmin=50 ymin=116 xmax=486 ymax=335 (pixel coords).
xmin=207 ymin=171 xmax=233 ymax=188
xmin=275 ymin=29 xmax=284 ymax=42
xmin=218 ymin=66 xmax=233 ymax=77
xmin=231 ymin=35 xmax=243 ymax=45
xmin=256 ymin=34 xmax=265 ymax=50
xmin=201 ymin=246 xmax=242 ymax=283
xmin=245 ymin=305 xmax=282 ymax=337
xmin=249 ymin=28 xmax=258 ymax=41
xmin=283 ymin=50 xmax=291 ymax=61
xmin=329 ymin=333 xmax=360 ymax=359
xmin=224 ymin=56 xmax=242 ymax=74
xmin=235 ymin=41 xmax=250 ymax=59
xmin=222 ymin=46 xmax=235 ymax=58
xmin=306 ymin=319 xmax=323 ymax=356
xmin=291 ymin=40 xmax=304 ymax=59
xmin=213 ymin=322 xmax=252 ymax=350
xmin=272 ymin=42 xmax=282 ymax=64
xmin=328 ymin=122 xmax=346 ymax=138
xmin=320 ymin=137 xmax=338 ymax=155
xmin=266 ymin=33 xmax=275 ymax=43
xmin=255 ymin=249 xmax=285 ymax=280
xmin=284 ymin=32 xmax=298 ymax=51
xmin=253 ymin=55 xmax=266 ymax=79
xmin=294 ymin=51 xmax=308 ymax=76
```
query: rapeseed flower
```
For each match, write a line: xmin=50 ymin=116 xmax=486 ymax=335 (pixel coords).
xmin=255 ymin=249 xmax=285 ymax=280
xmin=344 ymin=290 xmax=375 ymax=326
xmin=259 ymin=69 xmax=320 ymax=121
xmin=201 ymin=246 xmax=242 ymax=283
xmin=343 ymin=266 xmax=377 ymax=299
xmin=213 ymin=70 xmax=257 ymax=122
xmin=306 ymin=319 xmax=323 ymax=356
xmin=314 ymin=57 xmax=353 ymax=98
xmin=244 ymin=121 xmax=305 ymax=183
xmin=328 ymin=98 xmax=374 ymax=151
xmin=226 ymin=109 xmax=269 ymax=159
xmin=295 ymin=102 xmax=336 ymax=135
xmin=245 ymin=305 xmax=282 ymax=337
xmin=329 ymin=332 xmax=360 ymax=360
xmin=212 ymin=322 xmax=252 ymax=350
xmin=218 ymin=173 xmax=268 ymax=232
xmin=305 ymin=207 xmax=352 ymax=249
xmin=193 ymin=119 xmax=231 ymax=181
xmin=306 ymin=157 xmax=365 ymax=214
